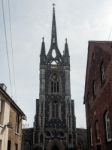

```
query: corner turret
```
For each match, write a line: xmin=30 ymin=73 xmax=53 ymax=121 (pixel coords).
xmin=63 ymin=38 xmax=70 ymax=66
xmin=40 ymin=37 xmax=46 ymax=65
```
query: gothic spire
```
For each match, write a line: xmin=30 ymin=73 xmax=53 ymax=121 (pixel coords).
xmin=40 ymin=37 xmax=46 ymax=56
xmin=50 ymin=4 xmax=58 ymax=48
xmin=63 ymin=38 xmax=70 ymax=66
xmin=64 ymin=38 xmax=69 ymax=56
xmin=40 ymin=37 xmax=46 ymax=65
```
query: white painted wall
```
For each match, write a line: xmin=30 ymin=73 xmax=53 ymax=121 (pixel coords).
xmin=0 ymin=100 xmax=10 ymax=150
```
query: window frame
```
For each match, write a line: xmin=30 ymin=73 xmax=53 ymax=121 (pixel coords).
xmin=104 ymin=111 xmax=112 ymax=142
xmin=90 ymin=127 xmax=93 ymax=147
xmin=100 ymin=62 xmax=105 ymax=85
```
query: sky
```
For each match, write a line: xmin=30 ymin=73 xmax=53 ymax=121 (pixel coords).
xmin=0 ymin=0 xmax=112 ymax=128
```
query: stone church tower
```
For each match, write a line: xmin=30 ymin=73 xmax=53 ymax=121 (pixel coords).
xmin=22 ymin=5 xmax=76 ymax=150
xmin=33 ymin=5 xmax=76 ymax=150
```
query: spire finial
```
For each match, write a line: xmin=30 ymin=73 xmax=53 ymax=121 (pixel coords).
xmin=42 ymin=37 xmax=44 ymax=42
xmin=65 ymin=38 xmax=67 ymax=43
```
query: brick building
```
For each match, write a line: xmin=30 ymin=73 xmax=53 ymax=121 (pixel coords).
xmin=84 ymin=41 xmax=112 ymax=150
xmin=0 ymin=83 xmax=26 ymax=150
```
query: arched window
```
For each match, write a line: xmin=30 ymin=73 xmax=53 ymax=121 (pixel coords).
xmin=90 ymin=127 xmax=93 ymax=146
xmin=95 ymin=121 xmax=100 ymax=142
xmin=105 ymin=111 xmax=112 ymax=142
xmin=50 ymin=74 xmax=60 ymax=93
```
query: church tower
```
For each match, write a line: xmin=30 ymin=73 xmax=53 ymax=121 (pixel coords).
xmin=33 ymin=5 xmax=76 ymax=150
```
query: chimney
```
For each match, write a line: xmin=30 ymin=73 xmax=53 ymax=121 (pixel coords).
xmin=0 ymin=83 xmax=7 ymax=91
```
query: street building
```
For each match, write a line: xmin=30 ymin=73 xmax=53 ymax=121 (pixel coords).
xmin=0 ymin=83 xmax=26 ymax=150
xmin=84 ymin=41 xmax=112 ymax=150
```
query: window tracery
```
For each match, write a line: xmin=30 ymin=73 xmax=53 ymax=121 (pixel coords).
xmin=50 ymin=73 xmax=61 ymax=94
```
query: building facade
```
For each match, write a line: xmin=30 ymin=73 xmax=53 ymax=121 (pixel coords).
xmin=0 ymin=83 xmax=26 ymax=150
xmin=84 ymin=41 xmax=112 ymax=150
xmin=76 ymin=128 xmax=87 ymax=150
xmin=22 ymin=5 xmax=76 ymax=150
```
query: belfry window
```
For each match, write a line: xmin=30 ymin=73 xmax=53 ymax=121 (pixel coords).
xmin=50 ymin=74 xmax=60 ymax=93
xmin=104 ymin=111 xmax=112 ymax=142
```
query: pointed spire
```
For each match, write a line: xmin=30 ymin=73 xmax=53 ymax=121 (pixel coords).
xmin=40 ymin=37 xmax=46 ymax=65
xmin=64 ymin=38 xmax=69 ymax=56
xmin=63 ymin=38 xmax=70 ymax=66
xmin=40 ymin=37 xmax=46 ymax=56
xmin=50 ymin=3 xmax=58 ymax=48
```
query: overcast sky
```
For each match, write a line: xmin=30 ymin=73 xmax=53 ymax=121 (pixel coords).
xmin=0 ymin=0 xmax=112 ymax=128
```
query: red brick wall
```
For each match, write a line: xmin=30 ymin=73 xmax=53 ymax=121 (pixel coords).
xmin=84 ymin=41 xmax=112 ymax=150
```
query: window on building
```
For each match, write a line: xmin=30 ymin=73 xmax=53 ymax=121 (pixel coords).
xmin=25 ymin=141 xmax=31 ymax=150
xmin=105 ymin=111 xmax=112 ymax=142
xmin=35 ymin=132 xmax=38 ymax=144
xmin=41 ymin=116 xmax=43 ymax=127
xmin=15 ymin=144 xmax=18 ymax=150
xmin=15 ymin=114 xmax=20 ymax=133
xmin=0 ymin=97 xmax=5 ymax=125
xmin=41 ymin=102 xmax=43 ymax=114
xmin=95 ymin=121 xmax=100 ymax=142
xmin=7 ymin=141 xmax=11 ymax=150
xmin=50 ymin=74 xmax=60 ymax=93
xmin=69 ymin=134 xmax=72 ymax=143
xmin=69 ymin=116 xmax=71 ymax=128
xmin=90 ymin=127 xmax=93 ymax=146
xmin=40 ymin=134 xmax=43 ymax=143
xmin=100 ymin=63 xmax=105 ymax=84
xmin=0 ymin=97 xmax=1 ymax=113
xmin=0 ymin=140 xmax=2 ymax=150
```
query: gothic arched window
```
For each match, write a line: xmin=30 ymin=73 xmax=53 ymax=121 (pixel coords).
xmin=50 ymin=73 xmax=60 ymax=93
xmin=104 ymin=111 xmax=112 ymax=142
